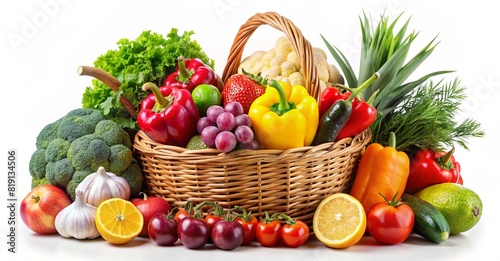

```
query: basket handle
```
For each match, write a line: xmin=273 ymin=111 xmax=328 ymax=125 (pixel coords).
xmin=78 ymin=65 xmax=137 ymax=118
xmin=221 ymin=11 xmax=321 ymax=101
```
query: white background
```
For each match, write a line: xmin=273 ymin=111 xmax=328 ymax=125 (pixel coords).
xmin=1 ymin=0 xmax=499 ymax=260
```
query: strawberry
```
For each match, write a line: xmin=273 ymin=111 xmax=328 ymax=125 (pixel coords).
xmin=222 ymin=70 xmax=267 ymax=114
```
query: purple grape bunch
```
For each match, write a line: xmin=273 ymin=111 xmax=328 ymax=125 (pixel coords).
xmin=198 ymin=101 xmax=259 ymax=153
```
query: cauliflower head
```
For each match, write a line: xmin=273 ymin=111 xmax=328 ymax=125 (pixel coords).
xmin=29 ymin=108 xmax=144 ymax=200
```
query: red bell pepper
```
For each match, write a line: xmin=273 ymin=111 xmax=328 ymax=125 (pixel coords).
xmin=405 ymin=147 xmax=463 ymax=194
xmin=319 ymin=86 xmax=377 ymax=141
xmin=137 ymin=82 xmax=200 ymax=147
xmin=164 ymin=57 xmax=222 ymax=92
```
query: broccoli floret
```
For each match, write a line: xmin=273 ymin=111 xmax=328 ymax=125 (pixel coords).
xmin=31 ymin=177 xmax=50 ymax=189
xmin=56 ymin=108 xmax=105 ymax=142
xmin=89 ymin=139 xmax=111 ymax=162
xmin=66 ymin=168 xmax=93 ymax=201
xmin=67 ymin=134 xmax=99 ymax=170
xmin=119 ymin=163 xmax=144 ymax=197
xmin=94 ymin=120 xmax=128 ymax=146
xmin=108 ymin=144 xmax=133 ymax=174
xmin=29 ymin=149 xmax=47 ymax=179
xmin=44 ymin=138 xmax=71 ymax=162
xmin=35 ymin=120 xmax=61 ymax=149
xmin=45 ymin=158 xmax=74 ymax=188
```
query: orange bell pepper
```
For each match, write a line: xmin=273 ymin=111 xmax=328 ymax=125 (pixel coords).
xmin=349 ymin=132 xmax=410 ymax=214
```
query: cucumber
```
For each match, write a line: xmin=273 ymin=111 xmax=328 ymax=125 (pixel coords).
xmin=311 ymin=100 xmax=352 ymax=145
xmin=402 ymin=193 xmax=450 ymax=243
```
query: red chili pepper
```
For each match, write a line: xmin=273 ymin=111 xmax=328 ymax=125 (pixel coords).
xmin=164 ymin=57 xmax=222 ymax=92
xmin=319 ymin=86 xmax=377 ymax=141
xmin=319 ymin=87 xmax=350 ymax=117
xmin=137 ymin=82 xmax=200 ymax=147
xmin=405 ymin=147 xmax=463 ymax=194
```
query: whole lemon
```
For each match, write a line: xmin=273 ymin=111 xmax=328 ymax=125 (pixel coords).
xmin=414 ymin=183 xmax=482 ymax=234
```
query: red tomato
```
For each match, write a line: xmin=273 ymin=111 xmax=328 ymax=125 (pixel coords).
xmin=202 ymin=202 xmax=225 ymax=232
xmin=280 ymin=219 xmax=309 ymax=247
xmin=174 ymin=200 xmax=195 ymax=223
xmin=205 ymin=214 xmax=224 ymax=229
xmin=367 ymin=194 xmax=415 ymax=245
xmin=174 ymin=209 xmax=192 ymax=223
xmin=256 ymin=213 xmax=282 ymax=247
xmin=236 ymin=215 xmax=258 ymax=245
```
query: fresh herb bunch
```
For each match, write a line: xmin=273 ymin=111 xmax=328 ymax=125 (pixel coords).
xmin=322 ymin=12 xmax=483 ymax=153
xmin=371 ymin=78 xmax=484 ymax=154
xmin=82 ymin=29 xmax=215 ymax=130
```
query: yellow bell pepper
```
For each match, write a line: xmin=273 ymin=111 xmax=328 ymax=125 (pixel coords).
xmin=248 ymin=80 xmax=319 ymax=150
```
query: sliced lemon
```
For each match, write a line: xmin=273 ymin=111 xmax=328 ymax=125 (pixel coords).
xmin=313 ymin=193 xmax=366 ymax=249
xmin=95 ymin=198 xmax=143 ymax=245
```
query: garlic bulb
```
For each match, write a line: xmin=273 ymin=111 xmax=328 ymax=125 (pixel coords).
xmin=55 ymin=190 xmax=100 ymax=239
xmin=76 ymin=166 xmax=130 ymax=207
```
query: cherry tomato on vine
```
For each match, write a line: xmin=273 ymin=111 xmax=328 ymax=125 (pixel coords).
xmin=205 ymin=214 xmax=224 ymax=230
xmin=174 ymin=200 xmax=194 ymax=223
xmin=256 ymin=212 xmax=282 ymax=247
xmin=234 ymin=206 xmax=258 ymax=245
xmin=174 ymin=209 xmax=191 ymax=223
xmin=367 ymin=193 xmax=415 ymax=245
xmin=279 ymin=214 xmax=309 ymax=247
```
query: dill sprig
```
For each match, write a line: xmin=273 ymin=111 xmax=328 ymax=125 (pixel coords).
xmin=371 ymin=78 xmax=485 ymax=153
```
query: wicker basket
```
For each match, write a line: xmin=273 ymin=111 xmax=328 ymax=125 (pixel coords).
xmin=132 ymin=12 xmax=372 ymax=227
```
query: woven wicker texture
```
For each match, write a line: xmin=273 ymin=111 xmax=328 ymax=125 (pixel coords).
xmin=133 ymin=11 xmax=372 ymax=226
xmin=134 ymin=129 xmax=370 ymax=226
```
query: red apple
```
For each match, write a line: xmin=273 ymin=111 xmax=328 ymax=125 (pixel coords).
xmin=130 ymin=192 xmax=171 ymax=237
xmin=20 ymin=184 xmax=71 ymax=234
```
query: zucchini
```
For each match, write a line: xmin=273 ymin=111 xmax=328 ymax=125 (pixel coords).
xmin=402 ymin=193 xmax=450 ymax=243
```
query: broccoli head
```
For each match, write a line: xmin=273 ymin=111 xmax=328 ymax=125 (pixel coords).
xmin=28 ymin=108 xmax=144 ymax=200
